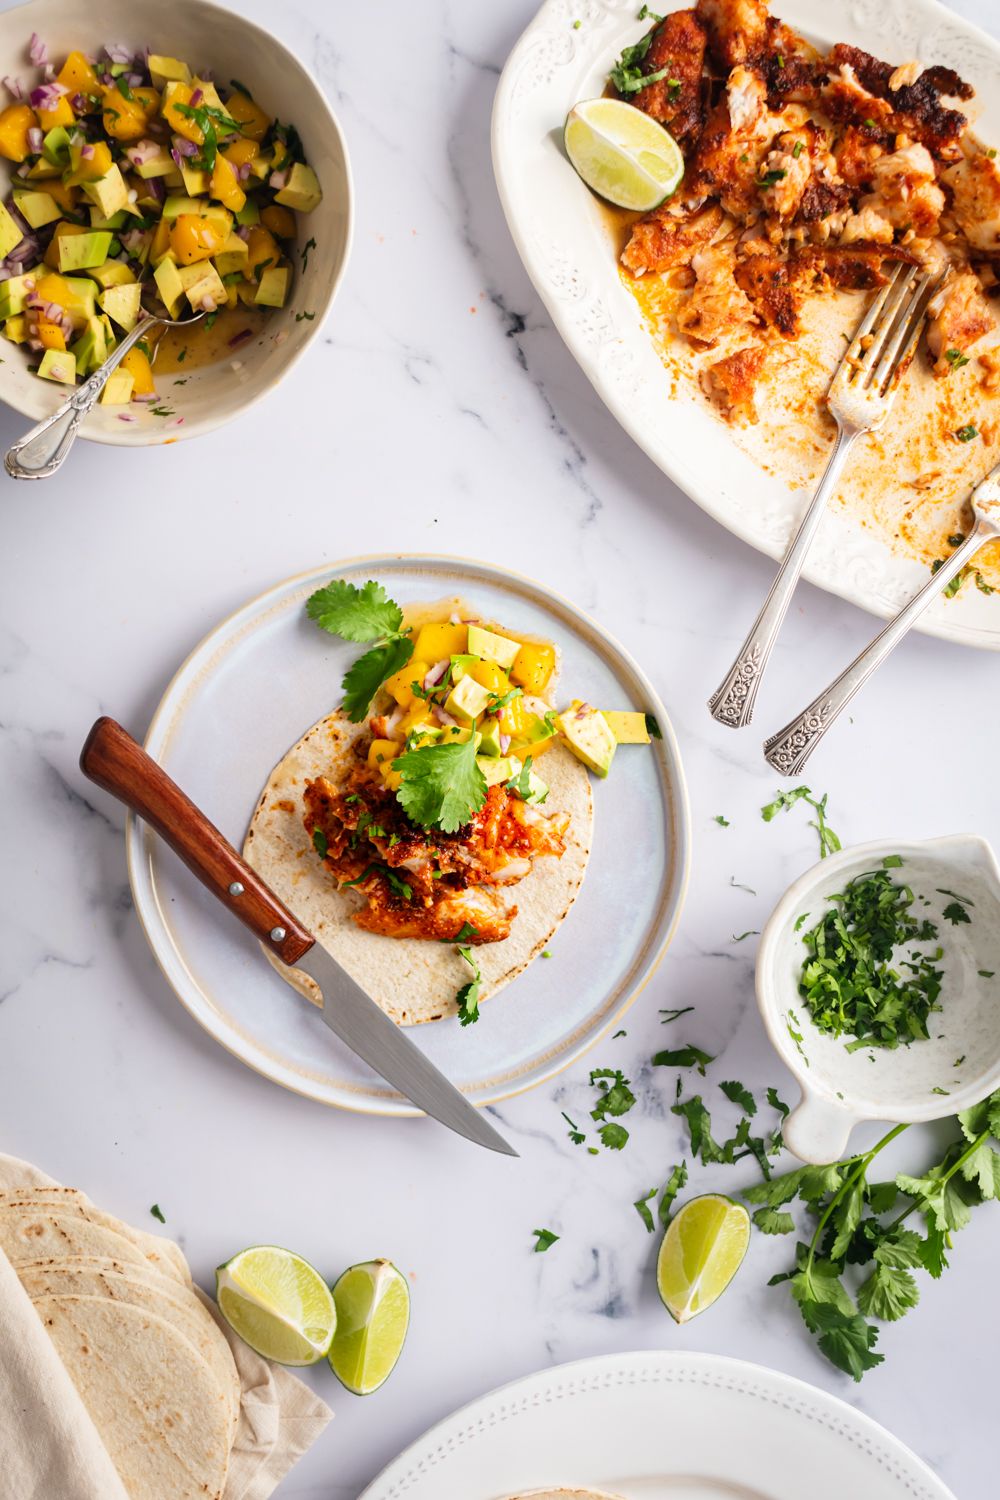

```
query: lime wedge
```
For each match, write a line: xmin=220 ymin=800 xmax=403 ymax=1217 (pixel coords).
xmin=216 ymin=1245 xmax=336 ymax=1366
xmin=656 ymin=1194 xmax=750 ymax=1324
xmin=328 ymin=1259 xmax=410 ymax=1395
xmin=564 ymin=97 xmax=684 ymax=211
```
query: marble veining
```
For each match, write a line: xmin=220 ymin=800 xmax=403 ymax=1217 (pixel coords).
xmin=0 ymin=0 xmax=996 ymax=1496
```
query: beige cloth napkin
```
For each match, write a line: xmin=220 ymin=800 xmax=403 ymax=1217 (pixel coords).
xmin=0 ymin=1155 xmax=334 ymax=1500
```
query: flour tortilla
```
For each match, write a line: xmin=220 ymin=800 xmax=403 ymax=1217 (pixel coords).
xmin=17 ymin=1259 xmax=240 ymax=1436
xmin=32 ymin=1293 xmax=231 ymax=1500
xmin=244 ymin=711 xmax=593 ymax=1025
xmin=0 ymin=1206 xmax=160 ymax=1278
xmin=0 ymin=1186 xmax=190 ymax=1286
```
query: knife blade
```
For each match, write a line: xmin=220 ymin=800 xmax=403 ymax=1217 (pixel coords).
xmin=80 ymin=717 xmax=518 ymax=1158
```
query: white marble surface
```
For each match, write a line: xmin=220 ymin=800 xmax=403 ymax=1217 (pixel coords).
xmin=0 ymin=1 xmax=997 ymax=1496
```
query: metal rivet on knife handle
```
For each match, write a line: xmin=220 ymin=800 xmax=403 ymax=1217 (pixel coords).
xmin=270 ymin=926 xmax=287 ymax=943
xmin=228 ymin=882 xmax=245 ymax=896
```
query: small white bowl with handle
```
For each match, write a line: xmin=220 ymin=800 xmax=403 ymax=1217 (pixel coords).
xmin=756 ymin=835 xmax=1000 ymax=1164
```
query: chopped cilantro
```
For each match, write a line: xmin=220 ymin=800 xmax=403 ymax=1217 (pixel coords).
xmin=713 ymin=814 xmax=730 ymax=827
xmin=455 ymin=944 xmax=482 ymax=1026
xmin=954 ymin=424 xmax=978 ymax=442
xmin=531 ymin=1228 xmax=559 ymax=1252
xmin=150 ymin=1204 xmax=165 ymax=1223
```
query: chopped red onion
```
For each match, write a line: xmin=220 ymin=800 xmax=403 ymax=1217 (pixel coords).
xmin=131 ymin=391 xmax=156 ymax=403
xmin=173 ymin=417 xmax=185 ymax=425
xmin=173 ymin=136 xmax=198 ymax=158
xmin=235 ymin=224 xmax=250 ymax=241
xmin=80 ymin=142 xmax=95 ymax=159
xmin=126 ymin=70 xmax=143 ymax=87
xmin=3 ymin=75 xmax=24 ymax=101
xmin=201 ymin=295 xmax=217 ymax=311
xmin=70 ymin=91 xmax=85 ymax=110
xmin=125 ymin=139 xmax=159 ymax=166
xmin=269 ymin=169 xmax=288 ymax=190
xmin=28 ymin=81 xmax=67 ymax=111
xmin=228 ymin=328 xmax=252 ymax=347
xmin=117 ymin=411 xmax=137 ymax=421
xmin=104 ymin=42 xmax=133 ymax=65
xmin=200 ymin=68 xmax=214 ymax=82
xmin=170 ymin=147 xmax=182 ymax=168
xmin=433 ymin=706 xmax=458 ymax=728
xmin=147 ymin=175 xmax=165 ymax=202
xmin=27 ymin=126 xmax=43 ymax=153
xmin=424 ymin=659 xmax=450 ymax=690
xmin=189 ymin=86 xmax=203 ymax=106
xmin=237 ymin=161 xmax=251 ymax=181
xmin=43 ymin=63 xmax=55 ymax=82
xmin=499 ymin=734 xmax=512 ymax=754
xmin=28 ymin=33 xmax=48 ymax=67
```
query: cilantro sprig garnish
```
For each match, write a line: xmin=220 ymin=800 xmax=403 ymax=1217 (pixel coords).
xmin=609 ymin=28 xmax=672 ymax=96
xmin=797 ymin=861 xmax=948 ymax=1050
xmin=393 ymin=734 xmax=487 ymax=834
xmin=455 ymin=942 xmax=482 ymax=1025
xmin=306 ymin=578 xmax=415 ymax=723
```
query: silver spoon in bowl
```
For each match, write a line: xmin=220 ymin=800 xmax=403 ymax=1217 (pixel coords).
xmin=4 ymin=296 xmax=205 ymax=481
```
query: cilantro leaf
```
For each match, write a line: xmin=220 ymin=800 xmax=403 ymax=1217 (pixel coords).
xmin=532 ymin=1228 xmax=559 ymax=1252
xmin=634 ymin=1189 xmax=657 ymax=1231
xmin=341 ymin=636 xmax=414 ymax=722
xmin=857 ymin=1264 xmax=919 ymax=1322
xmin=671 ymin=1094 xmax=725 ymax=1164
xmin=306 ymin=578 xmax=404 ymax=641
xmin=828 ymin=1178 xmax=864 ymax=1260
xmin=659 ymin=1160 xmax=688 ymax=1224
xmin=761 ymin=784 xmax=841 ymax=858
xmin=942 ymin=900 xmax=971 ymax=926
xmin=653 ymin=1045 xmax=714 ymax=1076
xmin=394 ymin=735 xmax=487 ymax=832
xmin=806 ymin=1301 xmax=883 ymax=1380
xmin=562 ymin=1111 xmax=586 ymax=1145
xmin=455 ymin=944 xmax=482 ymax=1026
xmin=312 ymin=828 xmax=329 ymax=858
xmin=753 ymin=1205 xmax=795 ymax=1234
xmin=149 ymin=1203 xmax=165 ymax=1224
xmin=599 ymin=1121 xmax=630 ymax=1150
xmin=720 ymin=1079 xmax=756 ymax=1116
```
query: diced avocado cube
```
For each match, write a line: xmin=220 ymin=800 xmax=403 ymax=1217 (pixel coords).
xmin=70 ymin=314 xmax=109 ymax=375
xmin=88 ymin=208 xmax=129 ymax=230
xmin=24 ymin=157 xmax=61 ymax=180
xmin=179 ymin=162 xmax=210 ymax=197
xmin=445 ymin=675 xmax=493 ymax=725
xmin=467 ymin=624 xmax=521 ymax=671
xmin=100 ymin=366 xmax=134 ymax=405
xmin=274 ymin=162 xmax=322 ymax=213
xmin=254 ymin=265 xmax=290 ymax=308
xmin=100 ymin=281 xmax=142 ymax=332
xmin=132 ymin=145 xmax=175 ymax=179
xmin=449 ymin=653 xmax=477 ymax=684
xmin=214 ymin=234 xmax=249 ymax=278
xmin=0 ymin=200 xmax=23 ymax=260
xmin=478 ymin=717 xmax=504 ymax=757
xmin=249 ymin=153 xmax=271 ymax=182
xmin=0 ymin=274 xmax=33 ymax=320
xmin=12 ymin=190 xmax=62 ymax=229
xmin=601 ymin=710 xmax=651 ymax=745
xmin=87 ymin=259 xmax=137 ymax=289
xmin=477 ymin=755 xmax=517 ymax=788
xmin=42 ymin=125 xmax=73 ymax=168
xmin=556 ymin=702 xmax=617 ymax=777
xmin=178 ymin=258 xmax=225 ymax=312
xmin=57 ymin=229 xmax=113 ymax=273
xmin=3 ymin=314 xmax=28 ymax=343
xmin=161 ymin=194 xmax=203 ymax=220
xmin=154 ymin=256 xmax=185 ymax=318
xmin=37 ymin=348 xmax=77 ymax=384
xmin=148 ymin=54 xmax=191 ymax=89
xmin=82 ymin=164 xmax=129 ymax=218
xmin=234 ymin=197 xmax=260 ymax=226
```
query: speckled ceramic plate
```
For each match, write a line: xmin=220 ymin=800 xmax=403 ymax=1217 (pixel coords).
xmin=358 ymin=1349 xmax=955 ymax=1499
xmin=492 ymin=0 xmax=1000 ymax=649
xmin=127 ymin=556 xmax=689 ymax=1114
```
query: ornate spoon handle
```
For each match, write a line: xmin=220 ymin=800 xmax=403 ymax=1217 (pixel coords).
xmin=708 ymin=426 xmax=857 ymax=728
xmin=5 ymin=317 xmax=157 ymax=481
xmin=763 ymin=528 xmax=990 ymax=773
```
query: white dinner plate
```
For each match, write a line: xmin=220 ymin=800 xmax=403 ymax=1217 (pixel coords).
xmin=128 ymin=555 xmax=690 ymax=1114
xmin=492 ymin=0 xmax=1000 ymax=649
xmin=358 ymin=1350 xmax=955 ymax=1500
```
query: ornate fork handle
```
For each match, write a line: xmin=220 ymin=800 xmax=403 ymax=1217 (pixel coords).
xmin=5 ymin=316 xmax=156 ymax=481
xmin=763 ymin=526 xmax=992 ymax=773
xmin=709 ymin=426 xmax=857 ymax=727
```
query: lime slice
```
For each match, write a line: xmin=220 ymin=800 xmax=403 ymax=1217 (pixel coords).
xmin=328 ymin=1259 xmax=410 ymax=1395
xmin=215 ymin=1245 xmax=336 ymax=1366
xmin=656 ymin=1194 xmax=750 ymax=1324
xmin=564 ymin=97 xmax=684 ymax=211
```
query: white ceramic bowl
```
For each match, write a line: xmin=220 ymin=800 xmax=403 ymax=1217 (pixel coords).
xmin=0 ymin=0 xmax=352 ymax=445
xmin=757 ymin=836 xmax=1000 ymax=1164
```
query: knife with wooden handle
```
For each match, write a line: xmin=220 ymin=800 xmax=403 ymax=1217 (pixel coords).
xmin=80 ymin=717 xmax=517 ymax=1156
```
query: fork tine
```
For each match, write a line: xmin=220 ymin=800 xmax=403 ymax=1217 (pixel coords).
xmin=853 ymin=263 xmax=921 ymax=380
xmin=869 ymin=269 xmax=942 ymax=394
xmin=838 ymin=261 xmax=907 ymax=365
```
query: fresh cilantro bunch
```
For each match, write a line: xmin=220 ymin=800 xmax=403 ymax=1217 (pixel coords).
xmin=306 ymin=578 xmax=414 ymax=722
xmin=798 ymin=861 xmax=946 ymax=1051
xmin=747 ymin=1090 xmax=1000 ymax=1380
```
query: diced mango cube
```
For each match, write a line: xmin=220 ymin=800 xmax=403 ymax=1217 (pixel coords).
xmin=511 ymin=641 xmax=556 ymax=694
xmin=57 ymin=51 xmax=102 ymax=100
xmin=384 ymin=660 xmax=429 ymax=707
xmin=121 ymin=344 xmax=155 ymax=396
xmin=412 ymin=621 xmax=467 ymax=662
xmin=210 ymin=153 xmax=245 ymax=213
xmin=469 ymin=660 xmax=509 ymax=697
xmin=0 ymin=103 xmax=38 ymax=162
xmin=36 ymin=94 xmax=75 ymax=131
xmin=226 ymin=89 xmax=271 ymax=142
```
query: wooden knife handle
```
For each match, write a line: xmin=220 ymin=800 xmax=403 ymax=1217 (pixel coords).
xmin=80 ymin=716 xmax=314 ymax=966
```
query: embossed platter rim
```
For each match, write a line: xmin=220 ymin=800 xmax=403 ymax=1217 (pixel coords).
xmin=492 ymin=0 xmax=1000 ymax=649
xmin=357 ymin=1349 xmax=957 ymax=1499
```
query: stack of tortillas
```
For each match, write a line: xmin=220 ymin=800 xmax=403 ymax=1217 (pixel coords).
xmin=0 ymin=1156 xmax=333 ymax=1500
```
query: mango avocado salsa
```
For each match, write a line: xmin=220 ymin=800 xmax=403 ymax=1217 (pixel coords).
xmin=0 ymin=35 xmax=322 ymax=405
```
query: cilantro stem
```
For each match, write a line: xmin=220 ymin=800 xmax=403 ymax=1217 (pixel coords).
xmin=806 ymin=1122 xmax=909 ymax=1273
xmin=885 ymin=1127 xmax=990 ymax=1234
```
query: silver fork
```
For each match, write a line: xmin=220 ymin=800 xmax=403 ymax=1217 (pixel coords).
xmin=708 ymin=262 xmax=942 ymax=727
xmin=763 ymin=463 xmax=1000 ymax=773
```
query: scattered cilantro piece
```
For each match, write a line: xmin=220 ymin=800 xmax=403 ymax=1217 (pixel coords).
xmin=634 ymin=1188 xmax=657 ymax=1231
xmin=652 ymin=1045 xmax=714 ymax=1076
xmin=532 ymin=1228 xmax=559 ymax=1252
xmin=455 ymin=943 xmax=482 ymax=1026
xmin=954 ymin=424 xmax=978 ymax=442
xmin=941 ymin=901 xmax=971 ymax=925
xmin=295 ymin=310 xmax=316 ymax=322
xmin=720 ymin=1079 xmax=756 ymax=1115
xmin=659 ymin=1006 xmax=694 ymax=1025
xmin=659 ymin=1160 xmax=688 ymax=1222
xmin=729 ymin=877 xmax=757 ymax=895
xmin=505 ymin=756 xmax=534 ymax=800
xmin=637 ymin=3 xmax=663 ymax=17
xmin=589 ymin=1066 xmax=636 ymax=1150
xmin=713 ymin=814 xmax=730 ymax=827
xmin=609 ymin=30 xmax=669 ymax=95
xmin=761 ymin=785 xmax=840 ymax=858
xmin=150 ymin=1204 xmax=165 ymax=1224
xmin=312 ymin=828 xmax=328 ymax=859
xmin=301 ymin=236 xmax=317 ymax=272
xmin=562 ymin=1111 xmax=586 ymax=1145
xmin=644 ymin=714 xmax=662 ymax=739
xmin=731 ymin=930 xmax=759 ymax=943
xmin=944 ymin=348 xmax=969 ymax=369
